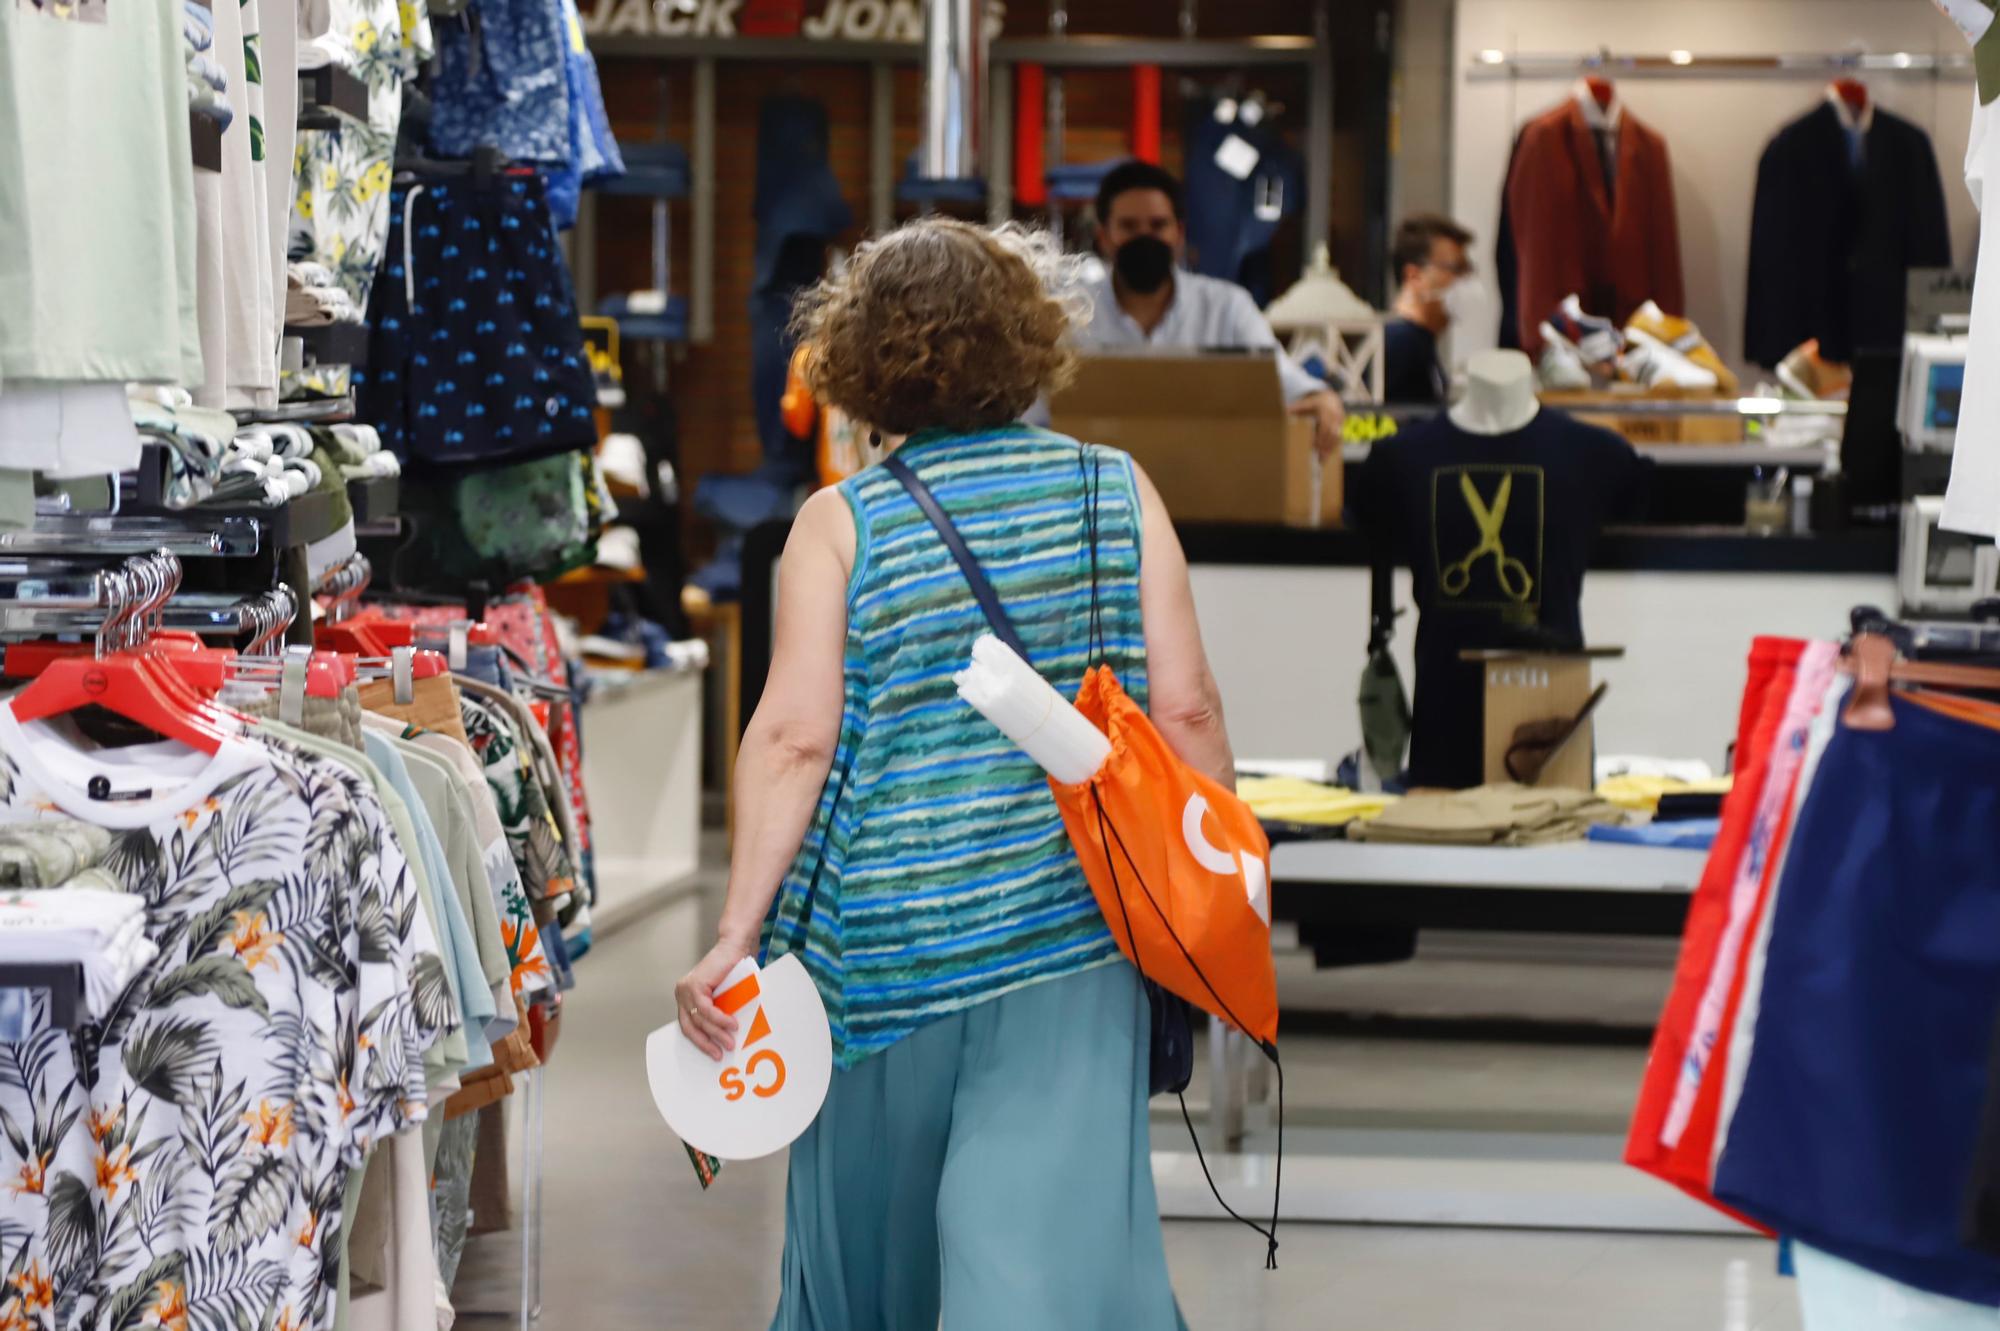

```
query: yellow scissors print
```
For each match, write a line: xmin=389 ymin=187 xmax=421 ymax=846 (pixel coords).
xmin=1440 ymin=472 xmax=1533 ymax=601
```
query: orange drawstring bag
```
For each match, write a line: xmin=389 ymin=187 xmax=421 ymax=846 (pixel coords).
xmin=1051 ymin=665 xmax=1280 ymax=1048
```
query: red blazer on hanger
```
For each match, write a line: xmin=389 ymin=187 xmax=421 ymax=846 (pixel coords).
xmin=1506 ymin=95 xmax=1685 ymax=356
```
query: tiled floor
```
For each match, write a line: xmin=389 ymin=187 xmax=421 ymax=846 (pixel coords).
xmin=458 ymin=896 xmax=1804 ymax=1330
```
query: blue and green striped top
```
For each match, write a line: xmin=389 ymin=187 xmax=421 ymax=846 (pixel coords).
xmin=764 ymin=425 xmax=1149 ymax=1067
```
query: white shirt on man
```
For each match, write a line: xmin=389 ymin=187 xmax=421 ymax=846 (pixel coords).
xmin=1072 ymin=268 xmax=1327 ymax=404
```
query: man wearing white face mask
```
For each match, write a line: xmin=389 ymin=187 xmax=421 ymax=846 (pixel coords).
xmin=1383 ymin=215 xmax=1482 ymax=404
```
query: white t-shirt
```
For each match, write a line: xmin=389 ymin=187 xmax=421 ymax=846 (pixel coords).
xmin=1941 ymin=0 xmax=2000 ymax=535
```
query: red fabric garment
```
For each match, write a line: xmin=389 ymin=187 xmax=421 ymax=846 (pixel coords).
xmin=1660 ymin=646 xmax=1838 ymax=1197
xmin=1506 ymin=96 xmax=1686 ymax=356
xmin=375 ymin=587 xmax=593 ymax=862
xmin=1624 ymin=637 xmax=1804 ymax=1230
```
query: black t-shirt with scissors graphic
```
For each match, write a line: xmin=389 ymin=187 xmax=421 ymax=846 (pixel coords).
xmin=1357 ymin=408 xmax=1651 ymax=788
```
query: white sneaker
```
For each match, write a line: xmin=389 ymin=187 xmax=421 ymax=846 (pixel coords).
xmin=1621 ymin=324 xmax=1719 ymax=391
xmin=1536 ymin=322 xmax=1593 ymax=390
xmin=598 ymin=432 xmax=649 ymax=496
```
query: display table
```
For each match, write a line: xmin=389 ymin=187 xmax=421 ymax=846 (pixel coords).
xmin=1269 ymin=838 xmax=1703 ymax=938
xmin=1157 ymin=837 xmax=1737 ymax=1236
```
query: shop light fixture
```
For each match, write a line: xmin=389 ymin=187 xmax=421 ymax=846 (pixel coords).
xmin=1668 ymin=50 xmax=1693 ymax=65
xmin=1478 ymin=49 xmax=1506 ymax=64
xmin=1736 ymin=397 xmax=1785 ymax=415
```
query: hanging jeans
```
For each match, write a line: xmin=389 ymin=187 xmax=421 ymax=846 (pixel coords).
xmin=770 ymin=960 xmax=1185 ymax=1331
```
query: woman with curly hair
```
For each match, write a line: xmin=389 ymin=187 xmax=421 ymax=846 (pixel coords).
xmin=674 ymin=217 xmax=1232 ymax=1330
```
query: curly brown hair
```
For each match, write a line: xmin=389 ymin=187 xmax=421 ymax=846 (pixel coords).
xmin=790 ymin=218 xmax=1081 ymax=437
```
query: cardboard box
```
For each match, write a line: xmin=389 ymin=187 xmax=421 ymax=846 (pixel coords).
xmin=1467 ymin=648 xmax=1623 ymax=791
xmin=1050 ymin=354 xmax=1338 ymax=527
xmin=1540 ymin=387 xmax=1744 ymax=446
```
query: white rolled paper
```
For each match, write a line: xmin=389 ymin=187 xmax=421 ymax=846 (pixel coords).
xmin=954 ymin=634 xmax=1112 ymax=785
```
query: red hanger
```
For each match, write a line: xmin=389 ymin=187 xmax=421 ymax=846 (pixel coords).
xmin=8 ymin=651 xmax=229 ymax=754
xmin=1584 ymin=76 xmax=1615 ymax=111
xmin=1831 ymin=78 xmax=1869 ymax=116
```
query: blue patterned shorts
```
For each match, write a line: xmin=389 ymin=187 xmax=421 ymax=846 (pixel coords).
xmin=356 ymin=173 xmax=598 ymax=472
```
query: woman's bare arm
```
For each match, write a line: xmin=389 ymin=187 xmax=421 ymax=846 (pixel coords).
xmin=675 ymin=486 xmax=854 ymax=1057
xmin=1131 ymin=461 xmax=1236 ymax=789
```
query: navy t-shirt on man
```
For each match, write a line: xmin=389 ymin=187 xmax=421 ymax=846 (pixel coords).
xmin=1357 ymin=408 xmax=1651 ymax=788
xmin=1381 ymin=317 xmax=1448 ymax=404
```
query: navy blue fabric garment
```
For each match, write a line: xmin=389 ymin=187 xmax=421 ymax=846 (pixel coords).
xmin=753 ymin=97 xmax=852 ymax=291
xmin=545 ymin=0 xmax=625 ymax=228
xmin=1381 ymin=317 xmax=1447 ymax=404
xmin=750 ymin=97 xmax=850 ymax=485
xmin=1183 ymin=101 xmax=1302 ymax=306
xmin=358 ymin=175 xmax=598 ymax=473
xmin=430 ymin=0 xmax=572 ymax=164
xmin=1714 ymin=696 xmax=2000 ymax=1304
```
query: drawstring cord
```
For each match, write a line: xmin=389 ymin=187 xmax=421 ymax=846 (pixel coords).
xmin=1092 ymin=787 xmax=1284 ymax=1269
xmin=402 ymin=183 xmax=427 ymax=309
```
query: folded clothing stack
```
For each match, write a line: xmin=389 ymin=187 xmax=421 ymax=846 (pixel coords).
xmin=128 ymin=392 xmax=229 ymax=508
xmin=1236 ymin=775 xmax=1396 ymax=829
xmin=0 ymin=822 xmax=112 ymax=890
xmin=183 ymin=0 xmax=232 ymax=132
xmin=0 ymin=819 xmax=157 ymax=1037
xmin=1348 ymin=783 xmax=1628 ymax=847
xmin=286 ymin=261 xmax=360 ymax=327
xmin=316 ymin=422 xmax=401 ymax=480
xmin=0 ymin=886 xmax=159 ymax=1022
xmin=224 ymin=423 xmax=324 ymax=505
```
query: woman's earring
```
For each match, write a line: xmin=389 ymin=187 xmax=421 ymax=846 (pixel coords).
xmin=869 ymin=430 xmax=882 ymax=449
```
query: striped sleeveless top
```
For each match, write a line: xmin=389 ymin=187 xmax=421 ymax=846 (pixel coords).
xmin=764 ymin=425 xmax=1149 ymax=1067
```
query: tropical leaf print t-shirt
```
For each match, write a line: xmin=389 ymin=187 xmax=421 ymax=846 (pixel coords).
xmin=0 ymin=710 xmax=446 ymax=1331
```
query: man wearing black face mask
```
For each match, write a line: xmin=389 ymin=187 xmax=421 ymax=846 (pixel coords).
xmin=1077 ymin=161 xmax=1345 ymax=452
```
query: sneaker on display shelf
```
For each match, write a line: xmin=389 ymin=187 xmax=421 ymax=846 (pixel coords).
xmin=1536 ymin=326 xmax=1594 ymax=391
xmin=1553 ymin=294 xmax=1625 ymax=366
xmin=1776 ymin=339 xmax=1854 ymax=401
xmin=1620 ymin=324 xmax=1721 ymax=392
xmin=1624 ymin=301 xmax=1738 ymax=394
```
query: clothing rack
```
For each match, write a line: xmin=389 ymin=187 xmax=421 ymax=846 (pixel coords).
xmin=1468 ymin=49 xmax=1975 ymax=81
xmin=157 ymin=586 xmax=299 ymax=653
xmin=0 ymin=514 xmax=263 ymax=558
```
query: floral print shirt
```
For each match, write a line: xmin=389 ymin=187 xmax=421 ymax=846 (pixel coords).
xmin=0 ymin=724 xmax=447 ymax=1331
xmin=287 ymin=0 xmax=433 ymax=396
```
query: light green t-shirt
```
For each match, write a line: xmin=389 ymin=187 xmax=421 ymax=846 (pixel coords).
xmin=0 ymin=0 xmax=204 ymax=384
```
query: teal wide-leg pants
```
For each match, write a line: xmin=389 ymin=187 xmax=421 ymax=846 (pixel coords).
xmin=770 ymin=960 xmax=1186 ymax=1331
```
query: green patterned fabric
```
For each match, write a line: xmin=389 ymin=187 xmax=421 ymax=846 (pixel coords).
xmin=763 ymin=427 xmax=1148 ymax=1068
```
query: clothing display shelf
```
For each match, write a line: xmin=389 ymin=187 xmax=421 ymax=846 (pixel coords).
xmin=290 ymin=320 xmax=369 ymax=369
xmin=1468 ymin=49 xmax=1974 ymax=81
xmin=232 ymin=394 xmax=354 ymax=426
xmin=348 ymin=473 xmax=398 ymax=526
xmin=589 ymin=141 xmax=689 ymax=200
xmin=126 ymin=443 xmax=334 ymax=551
xmin=297 ymin=64 xmax=369 ymax=132
xmin=0 ymin=514 xmax=262 ymax=559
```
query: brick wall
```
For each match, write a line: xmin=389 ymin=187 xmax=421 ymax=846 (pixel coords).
xmin=589 ymin=1 xmax=1327 ymax=553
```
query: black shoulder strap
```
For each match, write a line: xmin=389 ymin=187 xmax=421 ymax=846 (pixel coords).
xmin=883 ymin=453 xmax=1032 ymax=661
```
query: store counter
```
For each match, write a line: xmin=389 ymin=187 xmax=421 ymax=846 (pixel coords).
xmin=1188 ymin=521 xmax=1893 ymax=775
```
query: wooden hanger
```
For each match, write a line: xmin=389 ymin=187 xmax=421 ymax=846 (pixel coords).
xmin=1584 ymin=75 xmax=1615 ymax=110
xmin=1841 ymin=632 xmax=2000 ymax=731
xmin=1831 ymin=77 xmax=1869 ymax=115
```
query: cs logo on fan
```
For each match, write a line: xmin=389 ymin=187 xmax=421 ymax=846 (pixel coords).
xmin=713 ymin=969 xmax=786 ymax=1102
